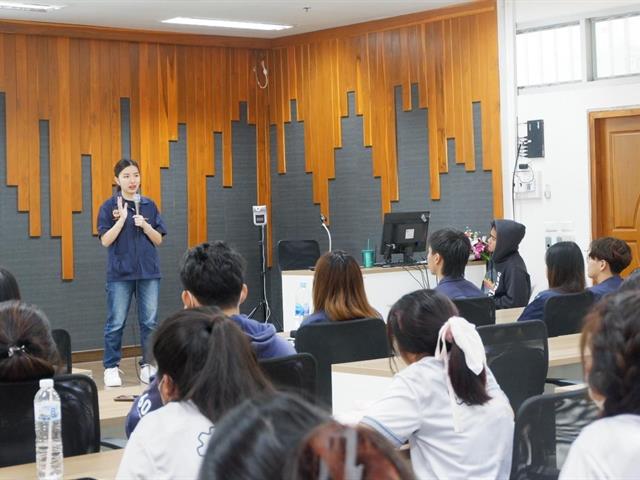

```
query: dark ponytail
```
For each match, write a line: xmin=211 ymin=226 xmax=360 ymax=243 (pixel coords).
xmin=152 ymin=307 xmax=273 ymax=423
xmin=0 ymin=301 xmax=60 ymax=382
xmin=113 ymin=158 xmax=140 ymax=192
xmin=388 ymin=290 xmax=490 ymax=406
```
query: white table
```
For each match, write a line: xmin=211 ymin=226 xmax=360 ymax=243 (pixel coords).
xmin=282 ymin=261 xmax=486 ymax=331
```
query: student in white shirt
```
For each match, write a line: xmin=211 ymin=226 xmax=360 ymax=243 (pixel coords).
xmin=560 ymin=291 xmax=640 ymax=479
xmin=361 ymin=290 xmax=514 ymax=480
xmin=117 ymin=307 xmax=273 ymax=480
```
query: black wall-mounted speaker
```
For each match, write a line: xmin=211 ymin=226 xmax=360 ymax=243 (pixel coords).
xmin=526 ymin=119 xmax=544 ymax=158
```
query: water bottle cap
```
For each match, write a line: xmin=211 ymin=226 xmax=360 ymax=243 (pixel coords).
xmin=39 ymin=378 xmax=54 ymax=389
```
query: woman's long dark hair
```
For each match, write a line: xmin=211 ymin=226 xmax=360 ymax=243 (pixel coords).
xmin=113 ymin=158 xmax=139 ymax=192
xmin=0 ymin=301 xmax=60 ymax=381
xmin=387 ymin=290 xmax=491 ymax=406
xmin=312 ymin=250 xmax=379 ymax=321
xmin=199 ymin=393 xmax=330 ymax=479
xmin=152 ymin=307 xmax=273 ymax=423
xmin=0 ymin=267 xmax=20 ymax=303
xmin=581 ymin=291 xmax=640 ymax=417
xmin=546 ymin=241 xmax=585 ymax=293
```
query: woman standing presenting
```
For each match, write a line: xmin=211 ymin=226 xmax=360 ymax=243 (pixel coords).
xmin=97 ymin=159 xmax=167 ymax=387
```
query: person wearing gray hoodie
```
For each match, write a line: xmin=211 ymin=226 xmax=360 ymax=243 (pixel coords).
xmin=482 ymin=219 xmax=531 ymax=309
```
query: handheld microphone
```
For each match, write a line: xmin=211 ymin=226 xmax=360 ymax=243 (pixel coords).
xmin=133 ymin=193 xmax=141 ymax=216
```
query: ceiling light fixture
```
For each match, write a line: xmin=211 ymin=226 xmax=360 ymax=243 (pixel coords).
xmin=162 ymin=17 xmax=292 ymax=31
xmin=0 ymin=1 xmax=64 ymax=12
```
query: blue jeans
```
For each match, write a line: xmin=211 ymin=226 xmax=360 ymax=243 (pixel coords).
xmin=104 ymin=279 xmax=160 ymax=368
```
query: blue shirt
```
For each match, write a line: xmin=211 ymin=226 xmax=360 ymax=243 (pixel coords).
xmin=300 ymin=310 xmax=331 ymax=327
xmin=97 ymin=195 xmax=167 ymax=282
xmin=517 ymin=289 xmax=562 ymax=322
xmin=435 ymin=276 xmax=485 ymax=300
xmin=589 ymin=275 xmax=623 ymax=300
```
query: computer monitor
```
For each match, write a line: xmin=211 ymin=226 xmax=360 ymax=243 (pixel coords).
xmin=380 ymin=211 xmax=430 ymax=264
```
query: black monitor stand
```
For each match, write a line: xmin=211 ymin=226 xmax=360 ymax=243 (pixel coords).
xmin=403 ymin=247 xmax=415 ymax=265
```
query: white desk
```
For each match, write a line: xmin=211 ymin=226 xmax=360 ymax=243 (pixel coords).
xmin=282 ymin=261 xmax=486 ymax=331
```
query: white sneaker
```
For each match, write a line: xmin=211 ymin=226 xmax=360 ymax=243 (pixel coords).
xmin=104 ymin=367 xmax=122 ymax=387
xmin=140 ymin=364 xmax=157 ymax=385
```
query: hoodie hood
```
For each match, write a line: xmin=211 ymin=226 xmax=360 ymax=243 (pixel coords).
xmin=492 ymin=219 xmax=526 ymax=264
xmin=230 ymin=313 xmax=295 ymax=358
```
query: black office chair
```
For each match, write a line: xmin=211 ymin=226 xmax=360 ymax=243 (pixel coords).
xmin=277 ymin=239 xmax=321 ymax=271
xmin=543 ymin=291 xmax=595 ymax=337
xmin=511 ymin=388 xmax=600 ymax=480
xmin=295 ymin=318 xmax=390 ymax=410
xmin=0 ymin=374 xmax=101 ymax=468
xmin=52 ymin=329 xmax=72 ymax=374
xmin=453 ymin=296 xmax=496 ymax=327
xmin=259 ymin=353 xmax=317 ymax=403
xmin=478 ymin=320 xmax=548 ymax=413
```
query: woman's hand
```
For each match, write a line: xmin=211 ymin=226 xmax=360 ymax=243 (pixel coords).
xmin=116 ymin=196 xmax=128 ymax=222
xmin=133 ymin=214 xmax=148 ymax=230
xmin=483 ymin=278 xmax=495 ymax=290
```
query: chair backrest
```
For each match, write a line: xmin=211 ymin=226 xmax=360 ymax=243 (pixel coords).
xmin=52 ymin=328 xmax=72 ymax=374
xmin=277 ymin=240 xmax=321 ymax=271
xmin=0 ymin=374 xmax=100 ymax=467
xmin=295 ymin=318 xmax=390 ymax=409
xmin=478 ymin=320 xmax=549 ymax=413
xmin=453 ymin=296 xmax=496 ymax=327
xmin=259 ymin=353 xmax=317 ymax=403
xmin=511 ymin=388 xmax=600 ymax=480
xmin=543 ymin=291 xmax=595 ymax=337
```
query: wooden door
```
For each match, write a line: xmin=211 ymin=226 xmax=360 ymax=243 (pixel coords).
xmin=591 ymin=110 xmax=640 ymax=276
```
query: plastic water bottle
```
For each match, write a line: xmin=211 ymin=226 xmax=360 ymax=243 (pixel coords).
xmin=34 ymin=378 xmax=63 ymax=480
xmin=294 ymin=281 xmax=310 ymax=328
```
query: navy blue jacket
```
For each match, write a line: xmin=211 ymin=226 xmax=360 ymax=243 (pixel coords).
xmin=589 ymin=275 xmax=623 ymax=300
xmin=97 ymin=194 xmax=167 ymax=282
xmin=435 ymin=276 xmax=485 ymax=300
xmin=300 ymin=310 xmax=330 ymax=327
xmin=124 ymin=313 xmax=294 ymax=437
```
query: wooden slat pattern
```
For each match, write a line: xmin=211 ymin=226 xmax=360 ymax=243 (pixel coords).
xmin=1 ymin=32 xmax=266 ymax=277
xmin=0 ymin=1 xmax=501 ymax=278
xmin=266 ymin=4 xmax=501 ymax=221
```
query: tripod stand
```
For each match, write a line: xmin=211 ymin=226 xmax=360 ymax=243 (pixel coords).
xmin=248 ymin=224 xmax=270 ymax=322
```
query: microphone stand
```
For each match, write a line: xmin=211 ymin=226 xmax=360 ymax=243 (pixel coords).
xmin=248 ymin=224 xmax=270 ymax=323
xmin=320 ymin=214 xmax=332 ymax=252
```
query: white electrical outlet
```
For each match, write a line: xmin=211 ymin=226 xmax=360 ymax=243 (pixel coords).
xmin=514 ymin=171 xmax=541 ymax=199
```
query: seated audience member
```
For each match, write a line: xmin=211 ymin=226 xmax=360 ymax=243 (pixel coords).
xmin=117 ymin=307 xmax=273 ymax=480
xmin=126 ymin=241 xmax=294 ymax=436
xmin=0 ymin=301 xmax=60 ymax=382
xmin=619 ymin=268 xmax=640 ymax=293
xmin=0 ymin=267 xmax=21 ymax=302
xmin=198 ymin=392 xmax=329 ymax=479
xmin=587 ymin=237 xmax=632 ymax=300
xmin=300 ymin=250 xmax=379 ymax=327
xmin=361 ymin=290 xmax=514 ymax=480
xmin=560 ymin=291 xmax=640 ymax=479
xmin=482 ymin=219 xmax=531 ymax=308
xmin=427 ymin=228 xmax=485 ymax=299
xmin=285 ymin=421 xmax=414 ymax=480
xmin=518 ymin=241 xmax=586 ymax=322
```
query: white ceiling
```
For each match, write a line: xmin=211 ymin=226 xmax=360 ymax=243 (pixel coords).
xmin=0 ymin=0 xmax=472 ymax=38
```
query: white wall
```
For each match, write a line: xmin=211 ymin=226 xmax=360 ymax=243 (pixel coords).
xmin=499 ymin=0 xmax=640 ymax=296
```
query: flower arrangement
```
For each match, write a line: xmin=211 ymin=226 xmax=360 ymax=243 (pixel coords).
xmin=464 ymin=227 xmax=491 ymax=262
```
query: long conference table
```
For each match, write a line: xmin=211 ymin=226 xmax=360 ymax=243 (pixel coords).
xmin=331 ymin=307 xmax=584 ymax=420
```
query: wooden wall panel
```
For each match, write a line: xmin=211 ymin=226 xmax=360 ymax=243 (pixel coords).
xmin=0 ymin=0 xmax=501 ymax=278
xmin=265 ymin=3 xmax=502 ymax=223
xmin=0 ymin=30 xmax=268 ymax=278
